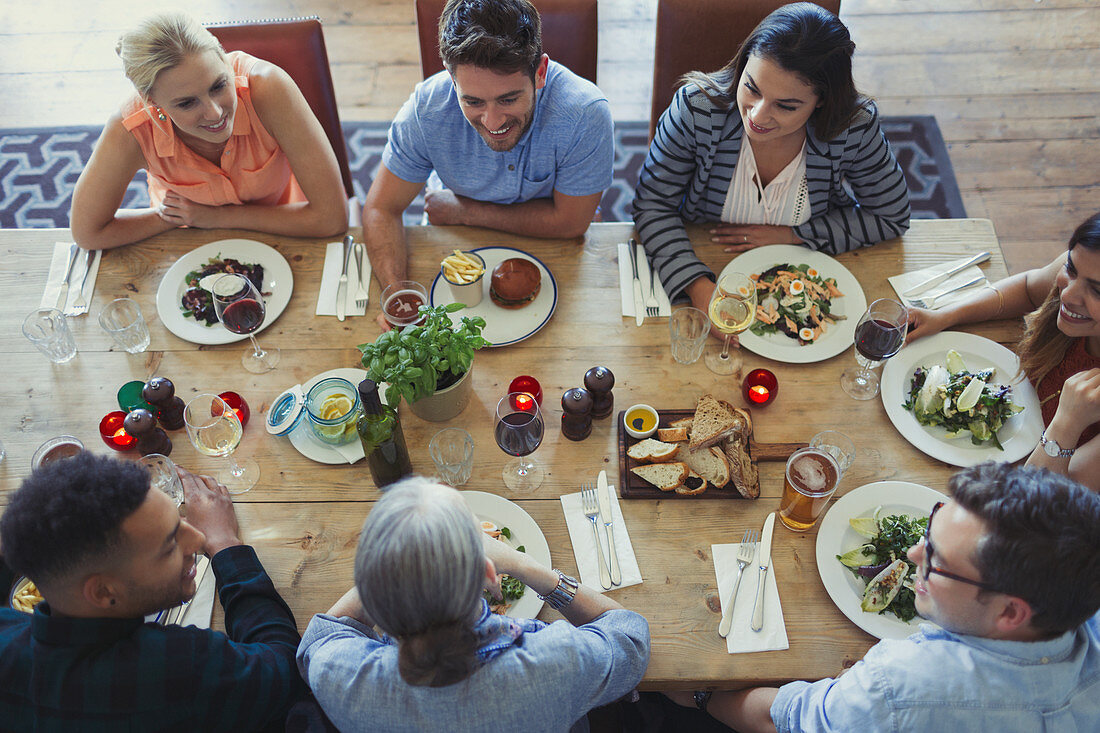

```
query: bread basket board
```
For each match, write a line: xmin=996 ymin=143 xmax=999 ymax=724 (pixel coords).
xmin=617 ymin=408 xmax=805 ymax=499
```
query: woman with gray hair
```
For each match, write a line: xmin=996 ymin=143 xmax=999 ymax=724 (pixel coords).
xmin=296 ymin=477 xmax=650 ymax=732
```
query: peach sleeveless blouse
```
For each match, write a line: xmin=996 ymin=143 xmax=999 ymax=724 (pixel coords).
xmin=121 ymin=51 xmax=304 ymax=208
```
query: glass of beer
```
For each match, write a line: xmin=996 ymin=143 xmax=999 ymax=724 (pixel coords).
xmin=778 ymin=445 xmax=842 ymax=532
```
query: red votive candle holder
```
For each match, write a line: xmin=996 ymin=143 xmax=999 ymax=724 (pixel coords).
xmin=99 ymin=411 xmax=137 ymax=451
xmin=742 ymin=368 xmax=778 ymax=406
xmin=511 ymin=392 xmax=537 ymax=412
xmin=508 ymin=375 xmax=542 ymax=406
xmin=218 ymin=391 xmax=250 ymax=428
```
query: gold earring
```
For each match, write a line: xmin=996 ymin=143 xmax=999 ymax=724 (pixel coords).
xmin=156 ymin=107 xmax=167 ymax=121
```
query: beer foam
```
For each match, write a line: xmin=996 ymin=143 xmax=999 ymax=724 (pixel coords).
xmin=792 ymin=454 xmax=829 ymax=491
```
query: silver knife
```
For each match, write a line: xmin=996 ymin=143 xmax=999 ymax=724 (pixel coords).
xmin=336 ymin=235 xmax=351 ymax=321
xmin=54 ymin=243 xmax=79 ymax=311
xmin=635 ymin=240 xmax=654 ymax=319
xmin=902 ymin=251 xmax=991 ymax=297
xmin=750 ymin=512 xmax=776 ymax=632
xmin=597 ymin=470 xmax=621 ymax=586
xmin=628 ymin=240 xmax=645 ymax=326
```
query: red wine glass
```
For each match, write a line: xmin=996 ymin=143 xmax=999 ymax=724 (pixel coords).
xmin=494 ymin=391 xmax=544 ymax=491
xmin=211 ymin=273 xmax=280 ymax=374
xmin=841 ymin=298 xmax=908 ymax=400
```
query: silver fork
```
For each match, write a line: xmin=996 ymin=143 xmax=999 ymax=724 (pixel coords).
xmin=645 ymin=261 xmax=660 ymax=319
xmin=581 ymin=484 xmax=612 ymax=590
xmin=353 ymin=241 xmax=368 ymax=311
xmin=910 ymin=274 xmax=985 ymax=310
xmin=69 ymin=250 xmax=94 ymax=315
xmin=718 ymin=528 xmax=759 ymax=637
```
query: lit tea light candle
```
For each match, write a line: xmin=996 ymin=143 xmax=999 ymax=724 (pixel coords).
xmin=98 ymin=411 xmax=137 ymax=451
xmin=513 ymin=392 xmax=536 ymax=412
xmin=218 ymin=391 xmax=250 ymax=428
xmin=742 ymin=368 xmax=778 ymax=406
xmin=508 ymin=375 xmax=542 ymax=406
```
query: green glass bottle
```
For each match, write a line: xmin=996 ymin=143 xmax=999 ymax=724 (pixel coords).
xmin=356 ymin=379 xmax=412 ymax=489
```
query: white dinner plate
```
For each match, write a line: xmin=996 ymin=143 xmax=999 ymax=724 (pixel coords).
xmin=880 ymin=331 xmax=1043 ymax=466
xmin=156 ymin=239 xmax=293 ymax=345
xmin=816 ymin=481 xmax=948 ymax=640
xmin=460 ymin=490 xmax=551 ymax=620
xmin=429 ymin=247 xmax=557 ymax=347
xmin=283 ymin=367 xmax=386 ymax=465
xmin=719 ymin=245 xmax=867 ymax=363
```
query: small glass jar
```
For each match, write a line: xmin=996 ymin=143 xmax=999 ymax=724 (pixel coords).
xmin=305 ymin=377 xmax=362 ymax=445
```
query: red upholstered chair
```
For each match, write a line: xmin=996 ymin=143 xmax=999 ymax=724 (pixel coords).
xmin=649 ymin=0 xmax=842 ymax=139
xmin=414 ymin=0 xmax=598 ymax=83
xmin=206 ymin=17 xmax=354 ymax=201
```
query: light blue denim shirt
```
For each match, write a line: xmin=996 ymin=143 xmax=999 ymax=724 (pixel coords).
xmin=297 ymin=601 xmax=649 ymax=733
xmin=382 ymin=61 xmax=614 ymax=203
xmin=772 ymin=614 xmax=1100 ymax=732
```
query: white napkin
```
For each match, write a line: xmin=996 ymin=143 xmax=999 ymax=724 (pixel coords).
xmin=40 ymin=243 xmax=101 ymax=315
xmin=618 ymin=242 xmax=672 ymax=319
xmin=888 ymin=256 xmax=988 ymax=311
xmin=713 ymin=542 xmax=789 ymax=654
xmin=315 ymin=241 xmax=371 ymax=317
xmin=560 ymin=488 xmax=643 ymax=591
xmin=292 ymin=420 xmax=364 ymax=464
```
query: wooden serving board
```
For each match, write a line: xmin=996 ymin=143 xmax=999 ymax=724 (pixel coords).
xmin=617 ymin=409 xmax=806 ymax=499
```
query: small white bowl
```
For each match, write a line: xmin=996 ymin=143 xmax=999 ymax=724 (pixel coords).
xmin=623 ymin=404 xmax=659 ymax=439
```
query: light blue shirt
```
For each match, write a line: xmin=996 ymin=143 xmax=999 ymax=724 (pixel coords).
xmin=382 ymin=61 xmax=614 ymax=203
xmin=772 ymin=614 xmax=1100 ymax=732
xmin=297 ymin=601 xmax=650 ymax=733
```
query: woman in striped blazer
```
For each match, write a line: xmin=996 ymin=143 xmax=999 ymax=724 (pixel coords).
xmin=633 ymin=2 xmax=910 ymax=313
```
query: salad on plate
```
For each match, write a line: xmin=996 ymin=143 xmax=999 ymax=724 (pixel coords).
xmin=836 ymin=508 xmax=927 ymax=622
xmin=902 ymin=349 xmax=1023 ymax=450
xmin=180 ymin=256 xmax=266 ymax=326
xmin=750 ymin=263 xmax=845 ymax=345
xmin=481 ymin=520 xmax=526 ymax=614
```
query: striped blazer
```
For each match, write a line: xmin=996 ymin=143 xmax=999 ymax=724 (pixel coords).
xmin=632 ymin=85 xmax=911 ymax=301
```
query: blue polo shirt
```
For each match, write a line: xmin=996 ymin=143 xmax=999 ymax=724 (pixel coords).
xmin=382 ymin=61 xmax=614 ymax=203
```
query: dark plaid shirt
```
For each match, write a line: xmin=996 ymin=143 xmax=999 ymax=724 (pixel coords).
xmin=0 ymin=545 xmax=305 ymax=731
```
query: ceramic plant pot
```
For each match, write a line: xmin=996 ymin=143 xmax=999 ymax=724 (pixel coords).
xmin=408 ymin=362 xmax=474 ymax=422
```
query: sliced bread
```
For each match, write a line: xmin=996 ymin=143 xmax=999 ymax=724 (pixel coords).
xmin=688 ymin=394 xmax=740 ymax=450
xmin=657 ymin=426 xmax=690 ymax=442
xmin=722 ymin=437 xmax=760 ymax=499
xmin=631 ymin=462 xmax=688 ymax=492
xmin=627 ymin=438 xmax=680 ymax=463
xmin=679 ymin=445 xmax=730 ymax=488
xmin=675 ymin=470 xmax=708 ymax=496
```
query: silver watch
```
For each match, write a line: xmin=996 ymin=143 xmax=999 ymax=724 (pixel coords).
xmin=536 ymin=570 xmax=579 ymax=610
xmin=1040 ymin=430 xmax=1075 ymax=458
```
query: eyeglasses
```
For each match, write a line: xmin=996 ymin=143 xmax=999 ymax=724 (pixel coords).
xmin=920 ymin=502 xmax=999 ymax=592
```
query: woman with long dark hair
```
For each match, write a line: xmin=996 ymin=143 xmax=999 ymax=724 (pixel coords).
xmin=633 ymin=2 xmax=910 ymax=317
xmin=908 ymin=212 xmax=1100 ymax=490
xmin=297 ymin=477 xmax=650 ymax=731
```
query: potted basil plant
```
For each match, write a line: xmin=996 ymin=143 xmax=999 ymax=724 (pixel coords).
xmin=358 ymin=303 xmax=488 ymax=422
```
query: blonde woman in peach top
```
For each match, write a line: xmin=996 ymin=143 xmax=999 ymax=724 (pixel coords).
xmin=71 ymin=12 xmax=347 ymax=249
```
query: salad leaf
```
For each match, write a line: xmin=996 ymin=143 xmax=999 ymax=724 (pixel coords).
xmin=837 ymin=512 xmax=928 ymax=622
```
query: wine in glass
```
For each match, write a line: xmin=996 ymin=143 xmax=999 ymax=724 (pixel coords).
xmin=184 ymin=393 xmax=258 ymax=494
xmin=840 ymin=298 xmax=909 ymax=400
xmin=704 ymin=272 xmax=757 ymax=375
xmin=211 ymin=273 xmax=280 ymax=374
xmin=494 ymin=392 xmax=544 ymax=491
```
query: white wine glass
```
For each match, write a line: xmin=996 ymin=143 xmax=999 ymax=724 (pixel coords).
xmin=704 ymin=272 xmax=757 ymax=375
xmin=184 ymin=393 xmax=258 ymax=494
xmin=840 ymin=298 xmax=909 ymax=400
xmin=211 ymin=273 xmax=280 ymax=374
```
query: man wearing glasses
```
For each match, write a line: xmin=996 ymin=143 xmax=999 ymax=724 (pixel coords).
xmin=674 ymin=461 xmax=1100 ymax=732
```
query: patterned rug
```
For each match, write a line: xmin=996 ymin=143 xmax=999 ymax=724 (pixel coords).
xmin=0 ymin=117 xmax=963 ymax=229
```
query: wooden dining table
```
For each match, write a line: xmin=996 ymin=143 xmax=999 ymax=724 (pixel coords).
xmin=0 ymin=218 xmax=1022 ymax=690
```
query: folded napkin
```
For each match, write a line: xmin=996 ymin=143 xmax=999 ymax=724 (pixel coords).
xmin=40 ymin=243 xmax=101 ymax=315
xmin=316 ymin=241 xmax=371 ymax=317
xmin=713 ymin=542 xmax=788 ymax=654
xmin=293 ymin=420 xmax=365 ymax=464
xmin=888 ymin=256 xmax=988 ymax=311
xmin=560 ymin=488 xmax=643 ymax=591
xmin=618 ymin=242 xmax=672 ymax=319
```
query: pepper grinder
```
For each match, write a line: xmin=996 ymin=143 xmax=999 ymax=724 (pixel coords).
xmin=583 ymin=366 xmax=615 ymax=420
xmin=142 ymin=377 xmax=185 ymax=430
xmin=561 ymin=387 xmax=594 ymax=441
xmin=124 ymin=408 xmax=172 ymax=456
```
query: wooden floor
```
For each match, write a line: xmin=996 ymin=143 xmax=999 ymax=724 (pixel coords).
xmin=3 ymin=0 xmax=1097 ymax=273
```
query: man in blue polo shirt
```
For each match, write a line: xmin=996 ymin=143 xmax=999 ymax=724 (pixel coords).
xmin=364 ymin=0 xmax=613 ymax=327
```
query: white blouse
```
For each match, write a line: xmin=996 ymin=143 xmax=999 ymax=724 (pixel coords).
xmin=721 ymin=138 xmax=810 ymax=226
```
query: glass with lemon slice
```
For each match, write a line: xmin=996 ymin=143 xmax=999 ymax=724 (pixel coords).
xmin=305 ymin=378 xmax=362 ymax=445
